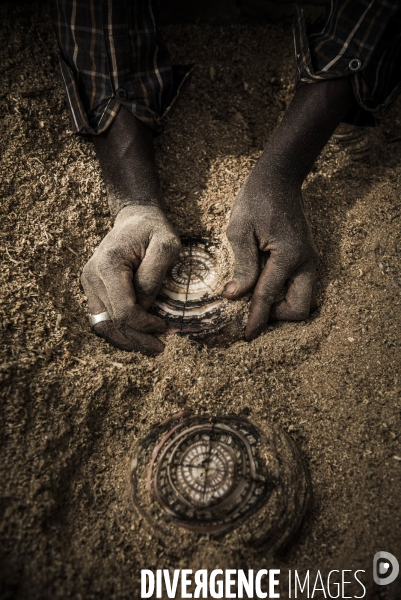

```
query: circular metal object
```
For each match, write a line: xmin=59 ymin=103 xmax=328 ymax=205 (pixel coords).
xmin=116 ymin=87 xmax=128 ymax=100
xmin=151 ymin=236 xmax=245 ymax=339
xmin=130 ymin=413 xmax=311 ymax=550
xmin=165 ymin=244 xmax=219 ymax=300
xmin=152 ymin=236 xmax=223 ymax=334
xmin=89 ymin=311 xmax=112 ymax=328
xmin=348 ymin=58 xmax=362 ymax=71
xmin=153 ymin=420 xmax=265 ymax=529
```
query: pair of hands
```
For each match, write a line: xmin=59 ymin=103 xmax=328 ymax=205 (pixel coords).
xmin=81 ymin=171 xmax=318 ymax=355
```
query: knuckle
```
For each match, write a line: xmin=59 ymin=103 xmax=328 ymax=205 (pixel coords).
xmin=113 ymin=303 xmax=135 ymax=327
xmin=96 ymin=253 xmax=117 ymax=278
xmin=273 ymin=253 xmax=296 ymax=274
xmin=159 ymin=235 xmax=181 ymax=259
xmin=81 ymin=260 xmax=97 ymax=288
xmin=296 ymin=308 xmax=310 ymax=320
xmin=280 ymin=242 xmax=303 ymax=263
xmin=290 ymin=304 xmax=310 ymax=321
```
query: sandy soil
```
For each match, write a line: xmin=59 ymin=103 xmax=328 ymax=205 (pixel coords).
xmin=1 ymin=3 xmax=401 ymax=599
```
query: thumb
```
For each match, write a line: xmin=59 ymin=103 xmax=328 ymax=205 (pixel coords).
xmin=134 ymin=233 xmax=181 ymax=310
xmin=223 ymin=228 xmax=259 ymax=299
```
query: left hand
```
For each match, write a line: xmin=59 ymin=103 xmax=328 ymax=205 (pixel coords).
xmin=81 ymin=205 xmax=181 ymax=354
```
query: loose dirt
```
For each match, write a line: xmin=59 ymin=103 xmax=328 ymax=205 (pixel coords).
xmin=1 ymin=3 xmax=400 ymax=599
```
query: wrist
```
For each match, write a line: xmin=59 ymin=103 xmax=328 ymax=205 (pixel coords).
xmin=115 ymin=203 xmax=167 ymax=224
xmin=245 ymin=161 xmax=302 ymax=201
xmin=111 ymin=195 xmax=165 ymax=221
xmin=258 ymin=78 xmax=355 ymax=186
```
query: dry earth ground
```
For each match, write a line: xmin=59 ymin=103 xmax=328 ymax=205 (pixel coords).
xmin=1 ymin=3 xmax=401 ymax=599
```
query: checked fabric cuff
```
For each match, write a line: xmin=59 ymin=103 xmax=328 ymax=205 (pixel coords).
xmin=49 ymin=0 xmax=194 ymax=135
xmin=293 ymin=0 xmax=401 ymax=126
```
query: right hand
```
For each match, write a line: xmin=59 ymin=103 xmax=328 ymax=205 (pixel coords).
xmin=223 ymin=173 xmax=318 ymax=341
xmin=81 ymin=205 xmax=181 ymax=355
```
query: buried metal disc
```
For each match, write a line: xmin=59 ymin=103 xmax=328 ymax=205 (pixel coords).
xmin=130 ymin=413 xmax=311 ymax=551
xmin=151 ymin=236 xmax=247 ymax=342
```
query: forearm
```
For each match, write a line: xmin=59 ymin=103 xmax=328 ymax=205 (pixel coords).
xmin=255 ymin=77 xmax=356 ymax=186
xmin=92 ymin=107 xmax=164 ymax=218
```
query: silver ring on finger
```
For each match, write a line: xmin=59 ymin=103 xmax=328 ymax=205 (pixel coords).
xmin=89 ymin=311 xmax=112 ymax=329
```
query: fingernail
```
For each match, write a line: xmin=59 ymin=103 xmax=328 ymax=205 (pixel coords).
xmin=153 ymin=320 xmax=167 ymax=334
xmin=245 ymin=330 xmax=256 ymax=342
xmin=245 ymin=325 xmax=261 ymax=342
xmin=224 ymin=281 xmax=237 ymax=295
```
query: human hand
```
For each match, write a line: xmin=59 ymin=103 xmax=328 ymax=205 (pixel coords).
xmin=223 ymin=172 xmax=318 ymax=341
xmin=222 ymin=78 xmax=358 ymax=342
xmin=81 ymin=205 xmax=180 ymax=354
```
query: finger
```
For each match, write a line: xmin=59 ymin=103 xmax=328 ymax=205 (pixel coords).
xmin=222 ymin=226 xmax=259 ymax=299
xmin=81 ymin=270 xmax=113 ymax=318
xmin=134 ymin=235 xmax=181 ymax=311
xmin=269 ymin=265 xmax=316 ymax=321
xmin=82 ymin=271 xmax=164 ymax=354
xmin=98 ymin=262 xmax=167 ymax=334
xmin=93 ymin=321 xmax=165 ymax=355
xmin=245 ymin=252 xmax=293 ymax=341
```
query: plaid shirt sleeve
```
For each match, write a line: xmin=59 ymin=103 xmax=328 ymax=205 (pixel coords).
xmin=49 ymin=0 xmax=194 ymax=135
xmin=293 ymin=0 xmax=401 ymax=126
